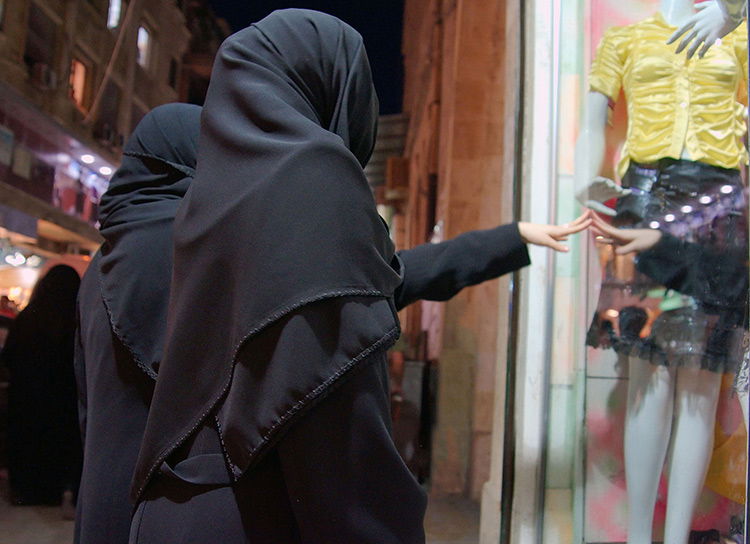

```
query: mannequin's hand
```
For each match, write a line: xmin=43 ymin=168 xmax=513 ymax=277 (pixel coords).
xmin=668 ymin=1 xmax=742 ymax=59
xmin=575 ymin=177 xmax=631 ymax=217
xmin=518 ymin=211 xmax=592 ymax=253
xmin=591 ymin=214 xmax=662 ymax=255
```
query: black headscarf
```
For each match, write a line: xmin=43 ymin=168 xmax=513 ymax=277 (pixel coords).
xmin=132 ymin=9 xmax=401 ymax=499
xmin=97 ymin=103 xmax=201 ymax=379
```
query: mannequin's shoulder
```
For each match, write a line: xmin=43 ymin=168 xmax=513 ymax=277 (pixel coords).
xmin=599 ymin=23 xmax=631 ymax=38
xmin=626 ymin=14 xmax=670 ymax=35
xmin=596 ymin=23 xmax=633 ymax=52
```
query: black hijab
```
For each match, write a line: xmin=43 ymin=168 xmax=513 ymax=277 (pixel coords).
xmin=132 ymin=9 xmax=401 ymax=499
xmin=97 ymin=103 xmax=201 ymax=379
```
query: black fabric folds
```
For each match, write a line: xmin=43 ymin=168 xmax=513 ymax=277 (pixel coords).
xmin=97 ymin=103 xmax=201 ymax=378
xmin=75 ymin=103 xmax=200 ymax=544
xmin=132 ymin=10 xmax=401 ymax=500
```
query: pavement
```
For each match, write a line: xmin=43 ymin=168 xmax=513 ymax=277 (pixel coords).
xmin=0 ymin=474 xmax=479 ymax=544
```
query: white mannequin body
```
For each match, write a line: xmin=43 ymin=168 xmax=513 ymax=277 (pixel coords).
xmin=575 ymin=1 xmax=740 ymax=542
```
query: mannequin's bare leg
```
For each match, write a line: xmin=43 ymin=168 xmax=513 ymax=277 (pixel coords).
xmin=662 ymin=367 xmax=721 ymax=544
xmin=625 ymin=357 xmax=675 ymax=544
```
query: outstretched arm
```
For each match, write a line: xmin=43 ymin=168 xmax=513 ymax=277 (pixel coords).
xmin=394 ymin=214 xmax=591 ymax=310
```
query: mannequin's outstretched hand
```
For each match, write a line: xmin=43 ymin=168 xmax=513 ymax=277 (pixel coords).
xmin=575 ymin=177 xmax=630 ymax=217
xmin=591 ymin=214 xmax=662 ymax=255
xmin=667 ymin=1 xmax=742 ymax=59
xmin=518 ymin=211 xmax=592 ymax=253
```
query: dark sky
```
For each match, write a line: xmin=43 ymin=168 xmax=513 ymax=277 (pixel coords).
xmin=206 ymin=1 xmax=405 ymax=115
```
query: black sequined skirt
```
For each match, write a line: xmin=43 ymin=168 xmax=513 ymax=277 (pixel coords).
xmin=586 ymin=159 xmax=748 ymax=374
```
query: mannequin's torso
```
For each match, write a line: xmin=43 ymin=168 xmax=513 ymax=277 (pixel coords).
xmin=575 ymin=1 xmax=747 ymax=190
xmin=661 ymin=0 xmax=699 ymax=158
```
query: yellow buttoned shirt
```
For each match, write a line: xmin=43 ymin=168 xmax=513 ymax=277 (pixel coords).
xmin=589 ymin=13 xmax=748 ymax=178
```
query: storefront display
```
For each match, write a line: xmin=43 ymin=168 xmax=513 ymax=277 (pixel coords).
xmin=519 ymin=1 xmax=748 ymax=543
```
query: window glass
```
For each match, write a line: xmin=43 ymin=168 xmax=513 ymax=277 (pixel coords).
xmin=168 ymin=58 xmax=178 ymax=89
xmin=69 ymin=59 xmax=88 ymax=110
xmin=136 ymin=26 xmax=151 ymax=68
xmin=537 ymin=1 xmax=749 ymax=543
xmin=107 ymin=0 xmax=121 ymax=29
xmin=24 ymin=3 xmax=57 ymax=70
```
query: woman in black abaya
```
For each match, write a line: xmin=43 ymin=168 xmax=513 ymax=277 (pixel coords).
xmin=130 ymin=10 xmax=588 ymax=543
xmin=2 ymin=265 xmax=81 ymax=508
xmin=73 ymin=103 xmax=201 ymax=544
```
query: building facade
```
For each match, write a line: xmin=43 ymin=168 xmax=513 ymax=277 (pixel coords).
xmin=0 ymin=0 xmax=226 ymax=306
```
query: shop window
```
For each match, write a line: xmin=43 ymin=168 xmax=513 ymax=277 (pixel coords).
xmin=93 ymin=81 xmax=121 ymax=148
xmin=69 ymin=59 xmax=88 ymax=111
xmin=168 ymin=58 xmax=178 ymax=89
xmin=136 ymin=26 xmax=151 ymax=68
xmin=522 ymin=1 xmax=750 ymax=543
xmin=11 ymin=146 xmax=31 ymax=179
xmin=24 ymin=3 xmax=58 ymax=87
xmin=107 ymin=0 xmax=121 ymax=29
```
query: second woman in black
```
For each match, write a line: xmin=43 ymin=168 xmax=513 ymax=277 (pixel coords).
xmin=74 ymin=103 xmax=201 ymax=544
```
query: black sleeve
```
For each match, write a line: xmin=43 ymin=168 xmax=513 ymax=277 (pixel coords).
xmin=393 ymin=223 xmax=531 ymax=311
xmin=635 ymin=233 xmax=748 ymax=309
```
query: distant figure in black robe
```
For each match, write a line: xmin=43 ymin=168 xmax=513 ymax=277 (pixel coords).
xmin=1 ymin=264 xmax=81 ymax=509
xmin=73 ymin=102 xmax=201 ymax=544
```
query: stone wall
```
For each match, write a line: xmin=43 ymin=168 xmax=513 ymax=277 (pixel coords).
xmin=399 ymin=0 xmax=518 ymax=507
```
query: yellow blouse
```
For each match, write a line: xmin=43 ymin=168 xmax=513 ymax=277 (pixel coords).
xmin=589 ymin=13 xmax=748 ymax=178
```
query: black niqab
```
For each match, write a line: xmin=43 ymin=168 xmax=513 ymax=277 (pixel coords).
xmin=97 ymin=103 xmax=201 ymax=379
xmin=132 ymin=9 xmax=401 ymax=500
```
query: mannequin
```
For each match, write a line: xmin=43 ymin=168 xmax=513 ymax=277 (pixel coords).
xmin=590 ymin=217 xmax=749 ymax=428
xmin=576 ymin=2 xmax=748 ymax=543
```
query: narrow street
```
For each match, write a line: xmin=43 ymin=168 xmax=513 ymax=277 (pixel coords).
xmin=1 ymin=472 xmax=479 ymax=544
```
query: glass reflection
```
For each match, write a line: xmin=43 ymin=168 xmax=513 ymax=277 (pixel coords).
xmin=546 ymin=0 xmax=748 ymax=542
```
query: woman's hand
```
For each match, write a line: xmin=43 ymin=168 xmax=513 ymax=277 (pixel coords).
xmin=667 ymin=1 xmax=742 ymax=59
xmin=518 ymin=211 xmax=592 ymax=252
xmin=591 ymin=214 xmax=662 ymax=255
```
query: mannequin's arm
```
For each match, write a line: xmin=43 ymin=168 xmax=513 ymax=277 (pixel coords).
xmin=668 ymin=0 xmax=745 ymax=59
xmin=592 ymin=215 xmax=748 ymax=308
xmin=574 ymin=92 xmax=628 ymax=216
